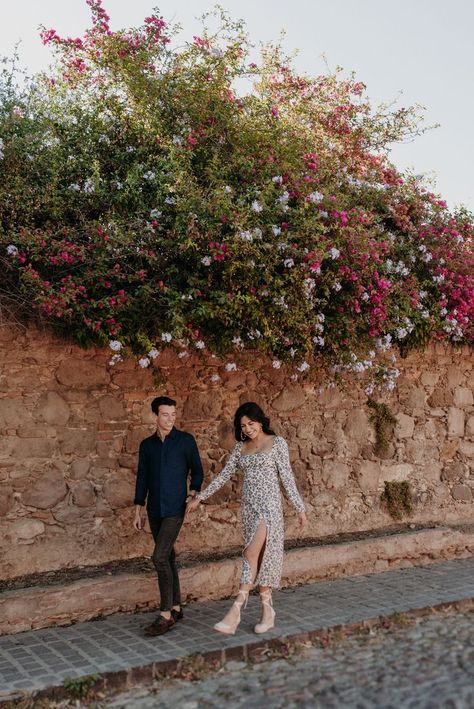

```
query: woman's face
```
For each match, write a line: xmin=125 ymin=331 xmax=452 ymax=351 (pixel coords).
xmin=240 ymin=415 xmax=262 ymax=440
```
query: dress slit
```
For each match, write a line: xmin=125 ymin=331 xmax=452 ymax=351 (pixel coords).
xmin=241 ymin=518 xmax=269 ymax=586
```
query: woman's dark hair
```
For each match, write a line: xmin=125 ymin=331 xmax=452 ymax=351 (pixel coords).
xmin=234 ymin=402 xmax=275 ymax=441
xmin=151 ymin=396 xmax=176 ymax=415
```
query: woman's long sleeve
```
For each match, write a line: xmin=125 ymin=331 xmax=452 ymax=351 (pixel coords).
xmin=199 ymin=443 xmax=241 ymax=502
xmin=275 ymin=437 xmax=306 ymax=513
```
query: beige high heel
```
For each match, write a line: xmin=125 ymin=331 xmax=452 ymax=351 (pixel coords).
xmin=254 ymin=590 xmax=275 ymax=634
xmin=213 ymin=590 xmax=249 ymax=635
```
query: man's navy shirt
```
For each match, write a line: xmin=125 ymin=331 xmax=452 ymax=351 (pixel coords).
xmin=134 ymin=427 xmax=204 ymax=517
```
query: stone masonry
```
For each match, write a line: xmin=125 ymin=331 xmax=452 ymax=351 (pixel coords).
xmin=0 ymin=323 xmax=473 ymax=582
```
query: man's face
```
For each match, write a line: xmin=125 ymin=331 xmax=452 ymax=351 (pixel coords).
xmin=156 ymin=405 xmax=176 ymax=434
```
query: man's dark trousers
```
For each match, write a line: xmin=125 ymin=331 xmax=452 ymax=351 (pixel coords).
xmin=148 ymin=513 xmax=184 ymax=611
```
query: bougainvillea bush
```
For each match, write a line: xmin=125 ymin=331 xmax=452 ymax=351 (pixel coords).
xmin=0 ymin=1 xmax=472 ymax=387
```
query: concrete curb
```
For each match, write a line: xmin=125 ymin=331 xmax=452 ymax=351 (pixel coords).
xmin=2 ymin=596 xmax=473 ymax=707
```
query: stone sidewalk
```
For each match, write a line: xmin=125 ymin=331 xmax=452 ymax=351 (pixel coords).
xmin=1 ymin=557 xmax=474 ymax=704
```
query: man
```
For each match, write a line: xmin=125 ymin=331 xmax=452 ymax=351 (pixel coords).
xmin=133 ymin=395 xmax=203 ymax=636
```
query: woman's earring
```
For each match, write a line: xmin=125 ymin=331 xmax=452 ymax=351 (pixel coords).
xmin=240 ymin=430 xmax=246 ymax=441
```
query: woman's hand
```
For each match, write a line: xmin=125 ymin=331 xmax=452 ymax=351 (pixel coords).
xmin=299 ymin=511 xmax=308 ymax=530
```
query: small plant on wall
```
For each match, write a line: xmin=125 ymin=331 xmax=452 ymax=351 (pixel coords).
xmin=381 ymin=481 xmax=413 ymax=519
xmin=367 ymin=398 xmax=396 ymax=456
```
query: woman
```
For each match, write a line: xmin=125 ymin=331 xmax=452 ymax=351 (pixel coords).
xmin=186 ymin=402 xmax=307 ymax=635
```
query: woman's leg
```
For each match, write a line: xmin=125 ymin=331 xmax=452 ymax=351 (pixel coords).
xmin=214 ymin=521 xmax=268 ymax=633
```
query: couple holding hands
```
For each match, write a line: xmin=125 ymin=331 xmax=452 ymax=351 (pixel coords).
xmin=133 ymin=396 xmax=307 ymax=638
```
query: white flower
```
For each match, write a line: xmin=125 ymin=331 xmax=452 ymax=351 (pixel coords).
xmin=433 ymin=274 xmax=445 ymax=284
xmin=224 ymin=185 xmax=232 ymax=193
xmin=440 ymin=307 xmax=448 ymax=316
xmin=313 ymin=336 xmax=325 ymax=347
xmin=239 ymin=230 xmax=253 ymax=242
xmin=138 ymin=356 xmax=150 ymax=368
xmin=253 ymin=228 xmax=262 ymax=239
xmin=361 ymin=291 xmax=369 ymax=301
xmin=251 ymin=200 xmax=263 ymax=213
xmin=178 ymin=351 xmax=189 ymax=358
xmin=298 ymin=361 xmax=310 ymax=372
xmin=232 ymin=336 xmax=243 ymax=348
xmin=289 ymin=347 xmax=297 ymax=358
xmin=210 ymin=373 xmax=221 ymax=382
xmin=319 ymin=210 xmax=329 ymax=219
xmin=68 ymin=183 xmax=81 ymax=192
xmin=201 ymin=256 xmax=212 ymax=266
xmin=115 ymin=181 xmax=123 ymax=190
xmin=278 ymin=191 xmax=290 ymax=205
xmin=109 ymin=353 xmax=123 ymax=366
xmin=395 ymin=328 xmax=408 ymax=339
xmin=421 ymin=309 xmax=430 ymax=318
xmin=172 ymin=135 xmax=183 ymax=145
xmin=148 ymin=348 xmax=160 ymax=359
xmin=109 ymin=340 xmax=122 ymax=352
xmin=332 ymin=282 xmax=342 ymax=292
xmin=98 ymin=134 xmax=110 ymax=144
xmin=165 ymin=196 xmax=175 ymax=205
xmin=143 ymin=171 xmax=155 ymax=181
xmin=309 ymin=191 xmax=323 ymax=203
xmin=272 ymin=360 xmax=281 ymax=369
xmin=272 ymin=225 xmax=281 ymax=236
xmin=316 ymin=313 xmax=325 ymax=323
xmin=150 ymin=209 xmax=162 ymax=219
xmin=283 ymin=258 xmax=294 ymax=268
xmin=83 ymin=179 xmax=95 ymax=193
xmin=272 ymin=175 xmax=283 ymax=184
xmin=7 ymin=245 xmax=19 ymax=256
xmin=195 ymin=340 xmax=205 ymax=349
xmin=329 ymin=247 xmax=340 ymax=260
xmin=126 ymin=145 xmax=135 ymax=152
xmin=225 ymin=362 xmax=237 ymax=371
xmin=161 ymin=332 xmax=172 ymax=342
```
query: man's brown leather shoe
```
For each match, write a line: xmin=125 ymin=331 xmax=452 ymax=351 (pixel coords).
xmin=144 ymin=614 xmax=175 ymax=637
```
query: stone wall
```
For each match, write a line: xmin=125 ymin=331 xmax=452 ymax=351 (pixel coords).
xmin=0 ymin=323 xmax=473 ymax=581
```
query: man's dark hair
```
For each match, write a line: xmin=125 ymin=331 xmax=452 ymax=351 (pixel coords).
xmin=151 ymin=396 xmax=177 ymax=415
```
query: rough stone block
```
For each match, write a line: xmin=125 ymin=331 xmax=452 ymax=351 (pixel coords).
xmin=56 ymin=358 xmax=110 ymax=389
xmin=344 ymin=408 xmax=370 ymax=442
xmin=451 ymin=484 xmax=472 ymax=501
xmin=98 ymin=396 xmax=126 ymax=421
xmin=72 ymin=481 xmax=96 ymax=507
xmin=21 ymin=469 xmax=68 ymax=509
xmin=12 ymin=437 xmax=56 ymax=458
xmin=453 ymin=387 xmax=474 ymax=408
xmin=321 ymin=461 xmax=351 ymax=489
xmin=380 ymin=463 xmax=413 ymax=482
xmin=441 ymin=462 xmax=464 ymax=482
xmin=60 ymin=429 xmax=96 ymax=456
xmin=447 ymin=408 xmax=465 ymax=437
xmin=395 ymin=412 xmax=415 ymax=439
xmin=0 ymin=398 xmax=31 ymax=427
xmin=356 ymin=461 xmax=380 ymax=491
xmin=9 ymin=518 xmax=45 ymax=541
xmin=102 ymin=473 xmax=135 ymax=509
xmin=35 ymin=391 xmax=71 ymax=425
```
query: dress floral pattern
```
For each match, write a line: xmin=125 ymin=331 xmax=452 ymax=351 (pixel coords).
xmin=199 ymin=436 xmax=305 ymax=588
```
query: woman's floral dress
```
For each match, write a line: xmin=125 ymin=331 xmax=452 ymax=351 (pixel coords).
xmin=199 ymin=436 xmax=305 ymax=587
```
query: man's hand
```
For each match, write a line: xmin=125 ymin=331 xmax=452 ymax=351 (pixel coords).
xmin=299 ymin=511 xmax=308 ymax=530
xmin=133 ymin=506 xmax=144 ymax=531
xmin=184 ymin=496 xmax=201 ymax=522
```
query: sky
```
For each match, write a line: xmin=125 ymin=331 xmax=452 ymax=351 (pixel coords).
xmin=1 ymin=0 xmax=473 ymax=212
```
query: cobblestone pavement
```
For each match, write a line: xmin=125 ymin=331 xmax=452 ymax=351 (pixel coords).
xmin=108 ymin=609 xmax=474 ymax=709
xmin=0 ymin=557 xmax=474 ymax=700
